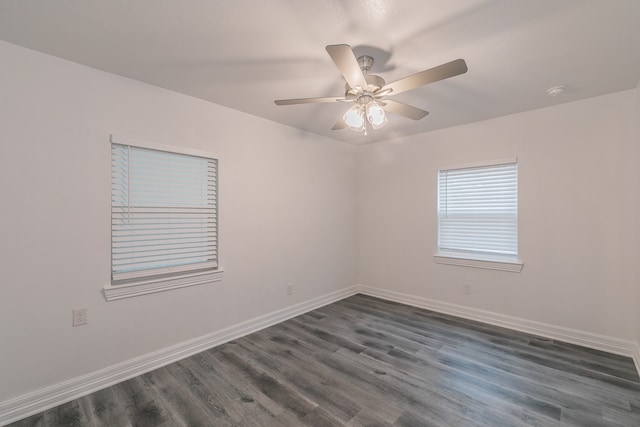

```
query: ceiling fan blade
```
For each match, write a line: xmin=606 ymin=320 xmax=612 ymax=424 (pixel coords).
xmin=274 ymin=96 xmax=345 ymax=105
xmin=332 ymin=117 xmax=347 ymax=130
xmin=382 ymin=59 xmax=467 ymax=95
xmin=325 ymin=44 xmax=368 ymax=90
xmin=382 ymin=100 xmax=429 ymax=120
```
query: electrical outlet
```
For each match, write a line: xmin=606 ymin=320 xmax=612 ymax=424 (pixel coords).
xmin=463 ymin=284 xmax=472 ymax=295
xmin=287 ymin=284 xmax=294 ymax=295
xmin=73 ymin=307 xmax=88 ymax=326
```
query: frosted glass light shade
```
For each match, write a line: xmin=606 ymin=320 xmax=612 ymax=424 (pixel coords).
xmin=366 ymin=103 xmax=388 ymax=129
xmin=343 ymin=105 xmax=365 ymax=131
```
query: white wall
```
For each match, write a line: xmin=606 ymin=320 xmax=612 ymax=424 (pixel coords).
xmin=637 ymin=80 xmax=640 ymax=350
xmin=0 ymin=41 xmax=358 ymax=402
xmin=358 ymin=90 xmax=638 ymax=342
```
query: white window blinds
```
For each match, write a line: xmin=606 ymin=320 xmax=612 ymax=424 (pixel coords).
xmin=438 ymin=162 xmax=517 ymax=259
xmin=111 ymin=143 xmax=218 ymax=281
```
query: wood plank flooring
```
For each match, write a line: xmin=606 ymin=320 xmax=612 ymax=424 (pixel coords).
xmin=9 ymin=294 xmax=640 ymax=426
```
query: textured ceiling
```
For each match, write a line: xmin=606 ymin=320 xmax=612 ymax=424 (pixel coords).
xmin=1 ymin=0 xmax=639 ymax=144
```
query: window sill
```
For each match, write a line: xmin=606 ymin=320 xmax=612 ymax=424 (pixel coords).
xmin=434 ymin=253 xmax=523 ymax=272
xmin=103 ymin=268 xmax=224 ymax=301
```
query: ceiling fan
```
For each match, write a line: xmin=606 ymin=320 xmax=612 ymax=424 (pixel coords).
xmin=274 ymin=44 xmax=468 ymax=134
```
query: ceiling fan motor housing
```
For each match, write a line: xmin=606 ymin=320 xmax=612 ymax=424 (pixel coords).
xmin=345 ymin=74 xmax=386 ymax=101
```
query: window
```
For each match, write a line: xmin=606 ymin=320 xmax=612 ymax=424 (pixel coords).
xmin=104 ymin=136 xmax=223 ymax=300
xmin=435 ymin=160 xmax=522 ymax=272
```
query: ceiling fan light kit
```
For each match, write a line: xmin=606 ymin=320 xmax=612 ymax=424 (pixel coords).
xmin=343 ymin=100 xmax=388 ymax=134
xmin=274 ymin=44 xmax=468 ymax=135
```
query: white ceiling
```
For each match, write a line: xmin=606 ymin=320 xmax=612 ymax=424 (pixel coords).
xmin=1 ymin=0 xmax=639 ymax=144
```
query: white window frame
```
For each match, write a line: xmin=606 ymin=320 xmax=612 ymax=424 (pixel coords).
xmin=434 ymin=158 xmax=523 ymax=272
xmin=103 ymin=135 xmax=223 ymax=301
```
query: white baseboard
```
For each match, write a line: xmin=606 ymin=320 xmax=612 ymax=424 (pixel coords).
xmin=0 ymin=285 xmax=360 ymax=426
xmin=358 ymin=285 xmax=640 ymax=368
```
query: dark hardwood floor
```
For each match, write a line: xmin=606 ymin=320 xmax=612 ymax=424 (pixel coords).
xmin=9 ymin=294 xmax=640 ymax=426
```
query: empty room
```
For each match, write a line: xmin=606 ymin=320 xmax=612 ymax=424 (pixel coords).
xmin=1 ymin=1 xmax=640 ymax=426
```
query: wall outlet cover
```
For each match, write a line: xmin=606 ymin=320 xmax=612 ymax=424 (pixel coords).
xmin=73 ymin=308 xmax=88 ymax=326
